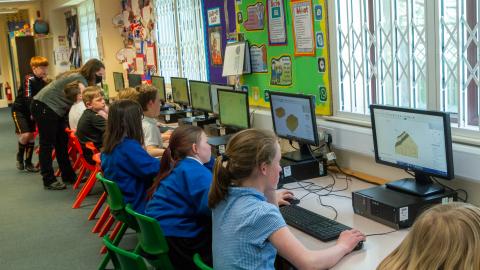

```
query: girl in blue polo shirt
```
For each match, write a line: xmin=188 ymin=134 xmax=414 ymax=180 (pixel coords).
xmin=208 ymin=129 xmax=366 ymax=270
xmin=145 ymin=125 xmax=214 ymax=269
xmin=101 ymin=100 xmax=160 ymax=214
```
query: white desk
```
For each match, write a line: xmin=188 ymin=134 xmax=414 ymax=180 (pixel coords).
xmin=282 ymin=176 xmax=409 ymax=270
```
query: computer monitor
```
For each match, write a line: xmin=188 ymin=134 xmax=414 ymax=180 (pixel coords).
xmin=151 ymin=75 xmax=166 ymax=102
xmin=217 ymin=89 xmax=250 ymax=130
xmin=370 ymin=104 xmax=454 ymax=197
xmin=189 ymin=80 xmax=212 ymax=113
xmin=128 ymin=74 xmax=142 ymax=88
xmin=113 ymin=72 xmax=124 ymax=91
xmin=170 ymin=77 xmax=189 ymax=106
xmin=269 ymin=91 xmax=320 ymax=162
xmin=210 ymin=84 xmax=234 ymax=114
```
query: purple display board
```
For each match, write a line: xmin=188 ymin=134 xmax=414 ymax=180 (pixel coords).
xmin=202 ymin=0 xmax=237 ymax=84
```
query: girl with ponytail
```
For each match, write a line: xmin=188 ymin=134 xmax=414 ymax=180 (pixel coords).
xmin=209 ymin=129 xmax=365 ymax=270
xmin=145 ymin=125 xmax=214 ymax=269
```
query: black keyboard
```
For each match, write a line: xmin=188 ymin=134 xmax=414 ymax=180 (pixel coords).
xmin=280 ymin=205 xmax=352 ymax=242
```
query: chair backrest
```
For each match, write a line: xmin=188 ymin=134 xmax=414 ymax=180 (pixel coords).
xmin=103 ymin=236 xmax=149 ymax=270
xmin=85 ymin=141 xmax=100 ymax=155
xmin=68 ymin=129 xmax=84 ymax=156
xmin=125 ymin=204 xmax=174 ymax=270
xmin=193 ymin=253 xmax=213 ymax=270
xmin=96 ymin=173 xmax=125 ymax=212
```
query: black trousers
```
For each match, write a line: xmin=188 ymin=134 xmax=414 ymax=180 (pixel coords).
xmin=31 ymin=100 xmax=76 ymax=186
xmin=165 ymin=226 xmax=212 ymax=269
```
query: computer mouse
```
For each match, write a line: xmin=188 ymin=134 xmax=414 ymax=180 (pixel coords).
xmin=353 ymin=241 xmax=364 ymax=251
xmin=287 ymin=197 xmax=300 ymax=205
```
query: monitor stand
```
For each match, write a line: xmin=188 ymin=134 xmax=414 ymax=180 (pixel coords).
xmin=282 ymin=144 xmax=322 ymax=162
xmin=385 ymin=173 xmax=445 ymax=197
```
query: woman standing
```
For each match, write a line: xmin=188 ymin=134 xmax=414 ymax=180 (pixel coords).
xmin=31 ymin=58 xmax=105 ymax=190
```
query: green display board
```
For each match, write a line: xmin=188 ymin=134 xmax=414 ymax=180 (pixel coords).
xmin=236 ymin=0 xmax=332 ymax=115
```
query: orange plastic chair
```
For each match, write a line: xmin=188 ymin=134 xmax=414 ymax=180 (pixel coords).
xmin=72 ymin=149 xmax=101 ymax=209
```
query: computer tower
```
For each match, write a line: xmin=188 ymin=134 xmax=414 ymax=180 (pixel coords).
xmin=279 ymin=158 xmax=327 ymax=187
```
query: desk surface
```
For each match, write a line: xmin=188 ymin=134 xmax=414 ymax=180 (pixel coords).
xmin=282 ymin=175 xmax=409 ymax=270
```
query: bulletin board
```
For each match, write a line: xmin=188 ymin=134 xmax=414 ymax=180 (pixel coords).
xmin=236 ymin=0 xmax=332 ymax=115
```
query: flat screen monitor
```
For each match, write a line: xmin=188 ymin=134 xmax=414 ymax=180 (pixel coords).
xmin=210 ymin=84 xmax=234 ymax=114
xmin=217 ymin=89 xmax=250 ymax=130
xmin=370 ymin=104 xmax=454 ymax=196
xmin=269 ymin=91 xmax=320 ymax=161
xmin=151 ymin=75 xmax=166 ymax=102
xmin=113 ymin=72 xmax=124 ymax=91
xmin=128 ymin=74 xmax=142 ymax=88
xmin=189 ymin=80 xmax=212 ymax=112
xmin=170 ymin=77 xmax=189 ymax=106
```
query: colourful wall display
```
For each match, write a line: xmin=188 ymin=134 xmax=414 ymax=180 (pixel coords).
xmin=237 ymin=0 xmax=332 ymax=115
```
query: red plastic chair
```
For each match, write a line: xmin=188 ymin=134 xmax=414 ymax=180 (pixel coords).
xmin=72 ymin=148 xmax=101 ymax=209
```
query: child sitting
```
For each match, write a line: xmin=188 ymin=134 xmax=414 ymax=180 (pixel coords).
xmin=101 ymin=100 xmax=160 ymax=214
xmin=76 ymin=86 xmax=107 ymax=164
xmin=377 ymin=202 xmax=480 ymax=270
xmin=66 ymin=81 xmax=86 ymax=129
xmin=209 ymin=129 xmax=365 ymax=270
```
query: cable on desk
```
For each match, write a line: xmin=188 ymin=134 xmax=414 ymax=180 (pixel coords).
xmin=431 ymin=176 xmax=468 ymax=202
xmin=365 ymin=230 xmax=398 ymax=237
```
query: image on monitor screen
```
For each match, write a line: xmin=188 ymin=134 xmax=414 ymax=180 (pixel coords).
xmin=128 ymin=74 xmax=142 ymax=88
xmin=171 ymin=77 xmax=189 ymax=105
xmin=113 ymin=72 xmax=124 ymax=91
xmin=370 ymin=105 xmax=454 ymax=196
xmin=151 ymin=76 xmax=166 ymax=101
xmin=210 ymin=84 xmax=234 ymax=114
xmin=217 ymin=89 xmax=249 ymax=129
xmin=269 ymin=92 xmax=320 ymax=161
xmin=189 ymin=80 xmax=212 ymax=112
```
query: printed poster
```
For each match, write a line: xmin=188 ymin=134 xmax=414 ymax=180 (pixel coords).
xmin=290 ymin=0 xmax=315 ymax=56
xmin=267 ymin=0 xmax=287 ymax=45
xmin=270 ymin=56 xmax=292 ymax=86
xmin=244 ymin=2 xmax=265 ymax=31
xmin=250 ymin=45 xmax=268 ymax=73
xmin=207 ymin=7 xmax=221 ymax=26
xmin=208 ymin=26 xmax=223 ymax=66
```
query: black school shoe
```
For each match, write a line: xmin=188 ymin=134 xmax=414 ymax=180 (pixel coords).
xmin=24 ymin=163 xmax=39 ymax=173
xmin=16 ymin=161 xmax=24 ymax=170
xmin=44 ymin=180 xmax=67 ymax=190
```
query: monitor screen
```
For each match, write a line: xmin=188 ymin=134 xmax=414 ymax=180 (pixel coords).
xmin=151 ymin=75 xmax=166 ymax=101
xmin=171 ymin=77 xmax=189 ymax=105
xmin=189 ymin=80 xmax=212 ymax=112
xmin=370 ymin=105 xmax=454 ymax=180
xmin=217 ymin=89 xmax=249 ymax=129
xmin=210 ymin=84 xmax=234 ymax=114
xmin=113 ymin=72 xmax=124 ymax=91
xmin=269 ymin=92 xmax=319 ymax=146
xmin=128 ymin=74 xmax=142 ymax=88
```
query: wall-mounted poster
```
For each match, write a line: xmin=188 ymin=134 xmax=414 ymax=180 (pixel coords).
xmin=267 ymin=0 xmax=287 ymax=45
xmin=250 ymin=44 xmax=268 ymax=73
xmin=208 ymin=7 xmax=221 ymax=26
xmin=290 ymin=0 xmax=315 ymax=56
xmin=270 ymin=55 xmax=292 ymax=86
xmin=208 ymin=26 xmax=223 ymax=66
xmin=244 ymin=2 xmax=265 ymax=31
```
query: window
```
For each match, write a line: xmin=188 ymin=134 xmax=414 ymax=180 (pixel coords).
xmin=153 ymin=0 xmax=207 ymax=83
xmin=77 ymin=0 xmax=99 ymax=62
xmin=331 ymin=0 xmax=480 ymax=132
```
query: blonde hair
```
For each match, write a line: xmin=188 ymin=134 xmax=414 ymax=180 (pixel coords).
xmin=208 ymin=129 xmax=278 ymax=208
xmin=30 ymin=56 xmax=49 ymax=67
xmin=377 ymin=202 xmax=480 ymax=270
xmin=117 ymin=88 xmax=139 ymax=102
xmin=82 ymin=86 xmax=103 ymax=105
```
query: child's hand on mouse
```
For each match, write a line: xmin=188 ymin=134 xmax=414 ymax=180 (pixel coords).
xmin=276 ymin=190 xmax=295 ymax=206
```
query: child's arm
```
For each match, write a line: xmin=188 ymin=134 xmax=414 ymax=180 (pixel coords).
xmin=270 ymin=227 xmax=365 ymax=270
xmin=145 ymin=145 xmax=165 ymax=158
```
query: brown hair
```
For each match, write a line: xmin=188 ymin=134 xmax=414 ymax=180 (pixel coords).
xmin=377 ymin=202 xmax=480 ymax=270
xmin=136 ymin=84 xmax=158 ymax=111
xmin=103 ymin=100 xmax=144 ymax=153
xmin=82 ymin=86 xmax=103 ymax=105
xmin=30 ymin=56 xmax=49 ymax=67
xmin=57 ymin=58 xmax=105 ymax=86
xmin=147 ymin=125 xmax=204 ymax=198
xmin=208 ymin=129 xmax=278 ymax=208
xmin=117 ymin=87 xmax=139 ymax=101
xmin=63 ymin=80 xmax=82 ymax=103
